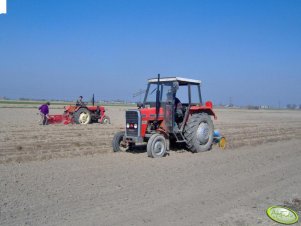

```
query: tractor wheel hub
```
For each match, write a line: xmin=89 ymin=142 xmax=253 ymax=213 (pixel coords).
xmin=154 ymin=141 xmax=165 ymax=155
xmin=79 ymin=113 xmax=88 ymax=124
xmin=196 ymin=122 xmax=210 ymax=144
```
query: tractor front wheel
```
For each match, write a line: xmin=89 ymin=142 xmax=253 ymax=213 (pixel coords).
xmin=184 ymin=113 xmax=214 ymax=153
xmin=112 ymin=131 xmax=129 ymax=152
xmin=74 ymin=108 xmax=91 ymax=124
xmin=147 ymin=134 xmax=167 ymax=158
xmin=101 ymin=116 xmax=110 ymax=124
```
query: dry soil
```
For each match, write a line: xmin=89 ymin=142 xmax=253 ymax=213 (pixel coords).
xmin=0 ymin=107 xmax=301 ymax=225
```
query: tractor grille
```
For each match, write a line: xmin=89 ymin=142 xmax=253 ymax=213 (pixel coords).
xmin=126 ymin=110 xmax=140 ymax=137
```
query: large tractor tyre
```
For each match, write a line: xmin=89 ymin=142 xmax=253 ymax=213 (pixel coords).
xmin=147 ymin=133 xmax=167 ymax=158
xmin=184 ymin=113 xmax=214 ymax=153
xmin=74 ymin=108 xmax=91 ymax=124
xmin=101 ymin=116 xmax=110 ymax=124
xmin=112 ymin=131 xmax=129 ymax=152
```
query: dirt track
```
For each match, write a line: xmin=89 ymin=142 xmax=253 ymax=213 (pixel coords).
xmin=0 ymin=107 xmax=301 ymax=225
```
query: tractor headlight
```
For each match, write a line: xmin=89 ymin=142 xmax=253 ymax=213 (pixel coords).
xmin=126 ymin=123 xmax=130 ymax=128
xmin=134 ymin=123 xmax=138 ymax=129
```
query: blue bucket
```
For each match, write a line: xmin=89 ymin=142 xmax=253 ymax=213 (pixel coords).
xmin=214 ymin=130 xmax=221 ymax=137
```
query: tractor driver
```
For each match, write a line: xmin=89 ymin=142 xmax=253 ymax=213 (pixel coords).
xmin=76 ymin=96 xmax=86 ymax=107
xmin=175 ymin=96 xmax=183 ymax=123
xmin=166 ymin=87 xmax=183 ymax=129
xmin=171 ymin=81 xmax=184 ymax=123
xmin=175 ymin=97 xmax=184 ymax=123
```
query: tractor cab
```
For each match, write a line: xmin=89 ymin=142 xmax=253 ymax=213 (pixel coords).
xmin=112 ymin=75 xmax=216 ymax=158
xmin=143 ymin=77 xmax=205 ymax=133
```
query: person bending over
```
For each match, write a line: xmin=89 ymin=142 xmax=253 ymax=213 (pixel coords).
xmin=39 ymin=102 xmax=50 ymax=125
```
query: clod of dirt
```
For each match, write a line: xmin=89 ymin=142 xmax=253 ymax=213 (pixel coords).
xmin=16 ymin=145 xmax=23 ymax=150
xmin=74 ymin=142 xmax=81 ymax=147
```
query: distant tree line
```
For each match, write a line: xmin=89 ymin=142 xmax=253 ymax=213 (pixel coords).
xmin=2 ymin=96 xmax=300 ymax=109
xmin=247 ymin=105 xmax=260 ymax=110
xmin=0 ymin=96 xmax=10 ymax=100
xmin=286 ymin=104 xmax=301 ymax=110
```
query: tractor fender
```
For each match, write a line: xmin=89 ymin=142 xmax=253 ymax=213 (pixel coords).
xmin=189 ymin=105 xmax=217 ymax=120
xmin=156 ymin=128 xmax=169 ymax=139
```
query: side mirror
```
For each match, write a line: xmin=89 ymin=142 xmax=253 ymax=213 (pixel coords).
xmin=137 ymin=102 xmax=143 ymax=109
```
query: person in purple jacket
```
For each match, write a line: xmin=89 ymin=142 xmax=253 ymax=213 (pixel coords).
xmin=39 ymin=102 xmax=50 ymax=125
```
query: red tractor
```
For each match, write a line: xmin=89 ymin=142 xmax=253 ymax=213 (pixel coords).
xmin=112 ymin=75 xmax=217 ymax=157
xmin=48 ymin=104 xmax=110 ymax=125
xmin=65 ymin=105 xmax=110 ymax=124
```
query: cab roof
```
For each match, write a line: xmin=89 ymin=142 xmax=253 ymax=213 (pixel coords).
xmin=148 ymin=77 xmax=201 ymax=85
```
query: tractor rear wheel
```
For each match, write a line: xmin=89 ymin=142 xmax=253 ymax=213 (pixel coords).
xmin=112 ymin=131 xmax=129 ymax=152
xmin=147 ymin=133 xmax=167 ymax=158
xmin=74 ymin=108 xmax=91 ymax=124
xmin=184 ymin=113 xmax=214 ymax=153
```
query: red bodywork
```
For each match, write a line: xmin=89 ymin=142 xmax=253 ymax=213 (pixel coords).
xmin=48 ymin=113 xmax=73 ymax=125
xmin=139 ymin=101 xmax=216 ymax=137
xmin=47 ymin=105 xmax=107 ymax=125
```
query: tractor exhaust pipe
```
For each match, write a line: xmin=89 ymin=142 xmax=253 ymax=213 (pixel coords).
xmin=156 ymin=74 xmax=160 ymax=120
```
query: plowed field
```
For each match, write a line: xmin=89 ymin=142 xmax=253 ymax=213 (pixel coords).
xmin=0 ymin=107 xmax=300 ymax=163
xmin=1 ymin=107 xmax=301 ymax=225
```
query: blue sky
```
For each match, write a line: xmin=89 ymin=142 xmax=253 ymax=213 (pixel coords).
xmin=0 ymin=0 xmax=300 ymax=106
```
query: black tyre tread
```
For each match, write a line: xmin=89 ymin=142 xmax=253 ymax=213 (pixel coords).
xmin=184 ymin=113 xmax=214 ymax=153
xmin=112 ymin=131 xmax=125 ymax=152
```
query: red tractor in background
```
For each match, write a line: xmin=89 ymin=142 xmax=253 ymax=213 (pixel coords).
xmin=112 ymin=75 xmax=216 ymax=158
xmin=64 ymin=105 xmax=110 ymax=124
xmin=48 ymin=99 xmax=110 ymax=125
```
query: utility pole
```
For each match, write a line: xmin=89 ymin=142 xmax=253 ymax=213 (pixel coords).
xmin=229 ymin=97 xmax=233 ymax=107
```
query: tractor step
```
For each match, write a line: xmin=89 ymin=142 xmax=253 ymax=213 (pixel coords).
xmin=174 ymin=131 xmax=186 ymax=142
xmin=175 ymin=140 xmax=186 ymax=143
